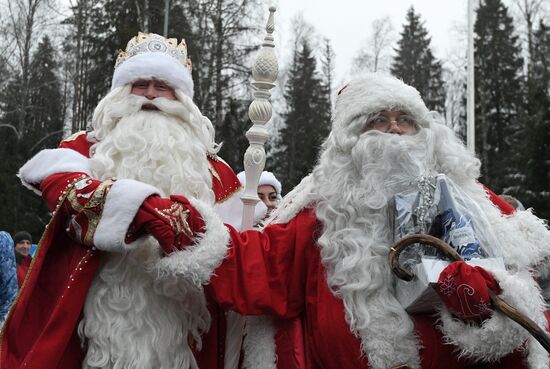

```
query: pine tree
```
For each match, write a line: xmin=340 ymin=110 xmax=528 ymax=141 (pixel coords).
xmin=391 ymin=6 xmax=445 ymax=111
xmin=513 ymin=21 xmax=550 ymax=220
xmin=474 ymin=0 xmax=524 ymax=192
xmin=28 ymin=36 xmax=64 ymax=150
xmin=276 ymin=40 xmax=331 ymax=191
xmin=216 ymin=98 xmax=251 ymax=173
xmin=0 ymin=36 xmax=63 ymax=236
xmin=64 ymin=0 xmax=260 ymax=145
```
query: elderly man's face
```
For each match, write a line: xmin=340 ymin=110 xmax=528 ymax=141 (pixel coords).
xmin=131 ymin=79 xmax=177 ymax=103
xmin=364 ymin=110 xmax=417 ymax=136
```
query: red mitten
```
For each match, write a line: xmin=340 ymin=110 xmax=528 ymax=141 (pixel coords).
xmin=130 ymin=195 xmax=196 ymax=254
xmin=436 ymin=261 xmax=501 ymax=323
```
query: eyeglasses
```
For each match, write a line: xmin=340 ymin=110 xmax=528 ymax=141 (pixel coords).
xmin=366 ymin=114 xmax=417 ymax=131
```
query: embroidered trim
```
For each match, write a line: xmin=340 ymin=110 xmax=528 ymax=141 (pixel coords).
xmin=61 ymin=130 xmax=86 ymax=143
xmin=154 ymin=203 xmax=193 ymax=239
xmin=65 ymin=178 xmax=114 ymax=246
xmin=208 ymin=161 xmax=222 ymax=183
xmin=215 ymin=184 xmax=243 ymax=204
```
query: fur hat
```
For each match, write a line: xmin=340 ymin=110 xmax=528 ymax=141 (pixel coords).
xmin=237 ymin=171 xmax=282 ymax=196
xmin=333 ymin=73 xmax=431 ymax=132
xmin=111 ymin=32 xmax=194 ymax=98
xmin=13 ymin=231 xmax=32 ymax=245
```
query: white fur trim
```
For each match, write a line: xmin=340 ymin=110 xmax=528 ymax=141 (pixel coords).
xmin=18 ymin=148 xmax=92 ymax=195
xmin=242 ymin=316 xmax=277 ymax=369
xmin=93 ymin=179 xmax=160 ymax=252
xmin=214 ymin=191 xmax=243 ymax=230
xmin=154 ymin=197 xmax=230 ymax=287
xmin=268 ymin=174 xmax=316 ymax=226
xmin=214 ymin=189 xmax=268 ymax=231
xmin=437 ymin=268 xmax=549 ymax=368
xmin=111 ymin=52 xmax=194 ymax=98
xmin=334 ymin=73 xmax=431 ymax=132
xmin=496 ymin=210 xmax=550 ymax=273
xmin=237 ymin=171 xmax=282 ymax=196
xmin=224 ymin=311 xmax=246 ymax=369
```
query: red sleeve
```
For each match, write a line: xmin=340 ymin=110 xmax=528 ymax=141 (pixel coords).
xmin=482 ymin=185 xmax=515 ymax=215
xmin=58 ymin=131 xmax=93 ymax=157
xmin=207 ymin=209 xmax=318 ymax=319
xmin=40 ymin=172 xmax=100 ymax=211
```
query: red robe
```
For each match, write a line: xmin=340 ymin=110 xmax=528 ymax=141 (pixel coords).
xmin=0 ymin=132 xmax=241 ymax=369
xmin=206 ymin=203 xmax=532 ymax=369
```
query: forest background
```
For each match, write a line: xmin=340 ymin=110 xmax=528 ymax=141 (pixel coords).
xmin=0 ymin=0 xmax=548 ymax=239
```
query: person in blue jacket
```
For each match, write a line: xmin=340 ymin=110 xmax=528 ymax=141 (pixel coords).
xmin=0 ymin=231 xmax=18 ymax=323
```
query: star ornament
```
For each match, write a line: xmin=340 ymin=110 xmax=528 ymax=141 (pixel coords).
xmin=155 ymin=203 xmax=194 ymax=239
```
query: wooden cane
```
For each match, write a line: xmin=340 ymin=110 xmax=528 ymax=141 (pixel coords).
xmin=389 ymin=234 xmax=550 ymax=353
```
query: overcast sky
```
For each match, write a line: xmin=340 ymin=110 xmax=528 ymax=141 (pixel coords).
xmin=268 ymin=0 xmax=515 ymax=85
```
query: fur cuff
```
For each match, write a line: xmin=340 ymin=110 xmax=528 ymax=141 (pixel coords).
xmin=497 ymin=210 xmax=550 ymax=273
xmin=154 ymin=198 xmax=230 ymax=287
xmin=437 ymin=268 xmax=548 ymax=368
xmin=18 ymin=148 xmax=92 ymax=195
xmin=94 ymin=179 xmax=160 ymax=252
xmin=242 ymin=316 xmax=277 ymax=369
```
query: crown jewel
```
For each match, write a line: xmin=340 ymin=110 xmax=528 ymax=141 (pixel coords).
xmin=115 ymin=32 xmax=192 ymax=71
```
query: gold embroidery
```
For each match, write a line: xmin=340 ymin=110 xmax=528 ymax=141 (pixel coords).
xmin=65 ymin=178 xmax=114 ymax=246
xmin=208 ymin=161 xmax=222 ymax=183
xmin=61 ymin=130 xmax=86 ymax=143
xmin=155 ymin=203 xmax=194 ymax=239
xmin=215 ymin=184 xmax=243 ymax=204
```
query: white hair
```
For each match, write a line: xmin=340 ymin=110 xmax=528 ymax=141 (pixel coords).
xmin=88 ymin=86 xmax=217 ymax=202
xmin=79 ymin=86 xmax=216 ymax=369
xmin=311 ymin=112 xmax=482 ymax=368
xmin=267 ymin=73 xmax=549 ymax=368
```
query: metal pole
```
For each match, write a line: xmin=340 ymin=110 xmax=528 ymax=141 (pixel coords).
xmin=163 ymin=0 xmax=170 ymax=37
xmin=466 ymin=0 xmax=475 ymax=153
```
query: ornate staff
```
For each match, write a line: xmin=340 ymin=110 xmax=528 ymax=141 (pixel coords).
xmin=240 ymin=6 xmax=278 ymax=230
xmin=223 ymin=8 xmax=279 ymax=369
xmin=389 ymin=234 xmax=550 ymax=353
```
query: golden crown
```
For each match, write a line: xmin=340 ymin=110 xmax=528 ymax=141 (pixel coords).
xmin=114 ymin=32 xmax=192 ymax=71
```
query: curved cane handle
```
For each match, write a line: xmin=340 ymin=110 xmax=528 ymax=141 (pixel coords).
xmin=388 ymin=234 xmax=550 ymax=353
xmin=388 ymin=234 xmax=462 ymax=281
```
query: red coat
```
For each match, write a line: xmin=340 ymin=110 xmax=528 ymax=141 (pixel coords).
xmin=207 ymin=205 xmax=530 ymax=369
xmin=0 ymin=132 xmax=241 ymax=369
xmin=16 ymin=255 xmax=32 ymax=288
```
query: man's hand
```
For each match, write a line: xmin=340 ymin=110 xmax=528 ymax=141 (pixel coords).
xmin=130 ymin=195 xmax=195 ymax=254
xmin=436 ymin=261 xmax=501 ymax=323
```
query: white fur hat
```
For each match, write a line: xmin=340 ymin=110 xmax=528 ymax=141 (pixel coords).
xmin=333 ymin=73 xmax=431 ymax=131
xmin=111 ymin=32 xmax=194 ymax=98
xmin=237 ymin=171 xmax=282 ymax=195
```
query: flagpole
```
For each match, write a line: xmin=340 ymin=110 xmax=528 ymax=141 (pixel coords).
xmin=466 ymin=0 xmax=475 ymax=153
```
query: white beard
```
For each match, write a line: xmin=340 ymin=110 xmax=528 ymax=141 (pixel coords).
xmin=89 ymin=90 xmax=214 ymax=201
xmin=266 ymin=114 xmax=549 ymax=368
xmin=314 ymin=130 xmax=438 ymax=369
xmin=78 ymin=89 xmax=214 ymax=369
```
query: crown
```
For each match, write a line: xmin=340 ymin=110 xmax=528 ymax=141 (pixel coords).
xmin=114 ymin=32 xmax=192 ymax=71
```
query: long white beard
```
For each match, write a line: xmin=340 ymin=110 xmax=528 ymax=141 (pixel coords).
xmin=79 ymin=90 xmax=213 ymax=369
xmin=89 ymin=92 xmax=214 ymax=201
xmin=270 ymin=121 xmax=544 ymax=369
xmin=314 ymin=130 xmax=439 ymax=369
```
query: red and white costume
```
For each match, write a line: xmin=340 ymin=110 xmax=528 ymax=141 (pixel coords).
xmin=1 ymin=32 xmax=249 ymax=369
xmin=168 ymin=74 xmax=550 ymax=369
xmin=0 ymin=131 xmax=241 ymax=369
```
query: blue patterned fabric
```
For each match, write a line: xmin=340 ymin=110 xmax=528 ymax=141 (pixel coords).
xmin=0 ymin=231 xmax=18 ymax=322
